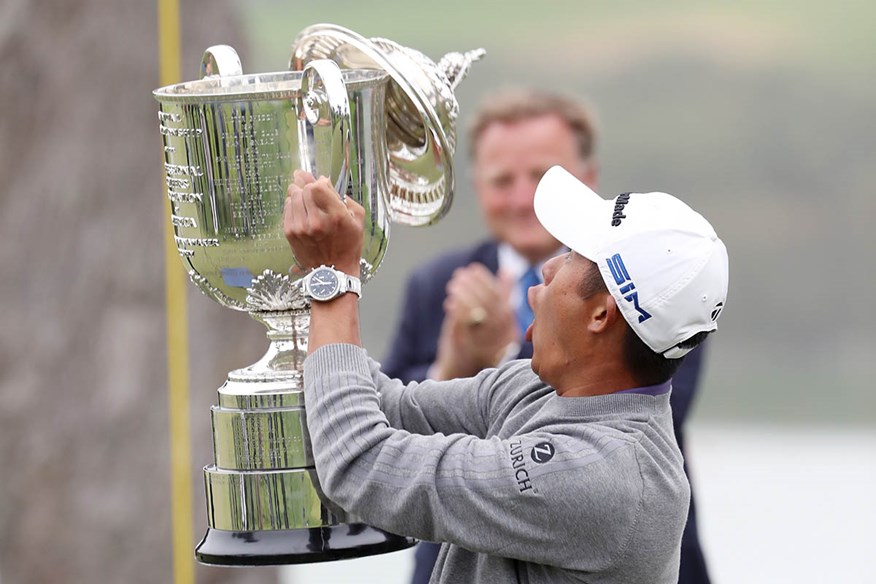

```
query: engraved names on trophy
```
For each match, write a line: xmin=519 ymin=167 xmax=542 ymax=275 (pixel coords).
xmin=167 ymin=191 xmax=203 ymax=204
xmin=175 ymin=236 xmax=220 ymax=248
xmin=204 ymin=104 xmax=291 ymax=240
xmin=164 ymin=190 xmax=213 ymax=257
xmin=159 ymin=125 xmax=202 ymax=138
xmin=165 ymin=162 xmax=203 ymax=176
xmin=159 ymin=104 xmax=293 ymax=259
xmin=171 ymin=214 xmax=197 ymax=228
xmin=160 ymin=108 xmax=211 ymax=257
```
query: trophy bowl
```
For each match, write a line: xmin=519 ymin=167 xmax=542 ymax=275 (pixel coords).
xmin=155 ymin=58 xmax=391 ymax=312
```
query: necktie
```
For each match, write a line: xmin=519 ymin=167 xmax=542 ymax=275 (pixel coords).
xmin=516 ymin=267 xmax=540 ymax=334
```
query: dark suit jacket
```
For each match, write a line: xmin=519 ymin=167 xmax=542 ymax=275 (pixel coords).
xmin=384 ymin=240 xmax=711 ymax=584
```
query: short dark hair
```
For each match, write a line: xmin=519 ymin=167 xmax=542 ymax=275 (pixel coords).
xmin=468 ymin=89 xmax=598 ymax=161
xmin=623 ymin=329 xmax=711 ymax=386
xmin=577 ymin=258 xmax=710 ymax=385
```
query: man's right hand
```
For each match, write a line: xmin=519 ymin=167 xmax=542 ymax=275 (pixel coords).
xmin=283 ymin=170 xmax=364 ymax=278
xmin=431 ymin=263 xmax=519 ymax=380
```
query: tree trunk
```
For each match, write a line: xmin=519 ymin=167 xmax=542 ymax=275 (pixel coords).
xmin=0 ymin=1 xmax=273 ymax=582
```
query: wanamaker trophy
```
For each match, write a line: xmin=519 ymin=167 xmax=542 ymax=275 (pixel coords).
xmin=153 ymin=24 xmax=484 ymax=566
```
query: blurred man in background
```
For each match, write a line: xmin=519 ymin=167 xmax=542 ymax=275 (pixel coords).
xmin=382 ymin=89 xmax=712 ymax=584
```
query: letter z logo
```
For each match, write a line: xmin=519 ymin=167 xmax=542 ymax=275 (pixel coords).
xmin=606 ymin=253 xmax=652 ymax=323
xmin=530 ymin=442 xmax=555 ymax=464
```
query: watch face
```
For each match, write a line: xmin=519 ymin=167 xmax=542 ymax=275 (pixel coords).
xmin=309 ymin=268 xmax=340 ymax=300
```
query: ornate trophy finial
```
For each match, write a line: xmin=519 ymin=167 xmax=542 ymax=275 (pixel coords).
xmin=438 ymin=48 xmax=486 ymax=90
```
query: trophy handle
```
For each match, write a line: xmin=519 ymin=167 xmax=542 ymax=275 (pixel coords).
xmin=299 ymin=59 xmax=351 ymax=199
xmin=200 ymin=45 xmax=243 ymax=78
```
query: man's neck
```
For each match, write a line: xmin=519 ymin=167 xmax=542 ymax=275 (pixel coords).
xmin=552 ymin=359 xmax=644 ymax=398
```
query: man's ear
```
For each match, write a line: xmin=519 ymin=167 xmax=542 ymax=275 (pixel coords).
xmin=579 ymin=159 xmax=599 ymax=191
xmin=586 ymin=293 xmax=617 ymax=334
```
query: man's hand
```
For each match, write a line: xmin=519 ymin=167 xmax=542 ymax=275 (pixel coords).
xmin=432 ymin=263 xmax=519 ymax=380
xmin=284 ymin=170 xmax=365 ymax=352
xmin=283 ymin=170 xmax=364 ymax=277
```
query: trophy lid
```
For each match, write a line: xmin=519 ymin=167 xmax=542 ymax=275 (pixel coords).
xmin=290 ymin=24 xmax=484 ymax=226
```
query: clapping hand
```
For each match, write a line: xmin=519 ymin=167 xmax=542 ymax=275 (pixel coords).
xmin=432 ymin=263 xmax=519 ymax=379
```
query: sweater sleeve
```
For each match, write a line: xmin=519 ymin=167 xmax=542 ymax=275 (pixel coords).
xmin=303 ymin=344 xmax=650 ymax=570
xmin=363 ymin=351 xmax=508 ymax=438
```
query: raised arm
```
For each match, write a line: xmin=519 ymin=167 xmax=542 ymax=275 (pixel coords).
xmin=303 ymin=344 xmax=652 ymax=570
xmin=283 ymin=170 xmax=364 ymax=351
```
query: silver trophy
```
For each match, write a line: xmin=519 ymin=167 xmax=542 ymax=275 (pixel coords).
xmin=153 ymin=24 xmax=483 ymax=566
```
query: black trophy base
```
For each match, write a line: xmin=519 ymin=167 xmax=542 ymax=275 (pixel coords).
xmin=195 ymin=524 xmax=417 ymax=566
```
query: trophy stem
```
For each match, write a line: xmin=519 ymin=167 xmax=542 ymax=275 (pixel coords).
xmin=197 ymin=307 xmax=416 ymax=566
xmin=226 ymin=310 xmax=310 ymax=386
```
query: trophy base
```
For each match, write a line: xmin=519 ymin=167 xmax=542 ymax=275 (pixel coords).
xmin=195 ymin=524 xmax=417 ymax=566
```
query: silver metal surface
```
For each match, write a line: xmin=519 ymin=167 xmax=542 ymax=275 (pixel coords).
xmin=201 ymin=44 xmax=243 ymax=78
xmin=152 ymin=33 xmax=479 ymax=559
xmin=290 ymin=23 xmax=485 ymax=226
xmin=298 ymin=59 xmax=351 ymax=197
xmin=211 ymin=405 xmax=311 ymax=470
xmin=204 ymin=467 xmax=346 ymax=531
xmin=154 ymin=60 xmax=389 ymax=313
xmin=154 ymin=47 xmax=392 ymax=542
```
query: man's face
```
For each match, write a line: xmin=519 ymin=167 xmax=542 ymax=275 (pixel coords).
xmin=526 ymin=252 xmax=602 ymax=385
xmin=473 ymin=115 xmax=596 ymax=264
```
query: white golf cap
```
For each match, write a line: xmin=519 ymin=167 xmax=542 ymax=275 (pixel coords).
xmin=534 ymin=166 xmax=729 ymax=358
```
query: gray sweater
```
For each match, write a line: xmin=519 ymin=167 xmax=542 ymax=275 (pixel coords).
xmin=304 ymin=344 xmax=689 ymax=583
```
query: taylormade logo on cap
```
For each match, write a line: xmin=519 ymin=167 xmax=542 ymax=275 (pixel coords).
xmin=611 ymin=193 xmax=631 ymax=226
xmin=533 ymin=166 xmax=729 ymax=358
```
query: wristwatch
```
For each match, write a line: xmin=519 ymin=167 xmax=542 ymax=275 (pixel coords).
xmin=301 ymin=265 xmax=362 ymax=302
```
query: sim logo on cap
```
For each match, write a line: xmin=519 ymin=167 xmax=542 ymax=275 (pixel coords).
xmin=606 ymin=253 xmax=652 ymax=324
